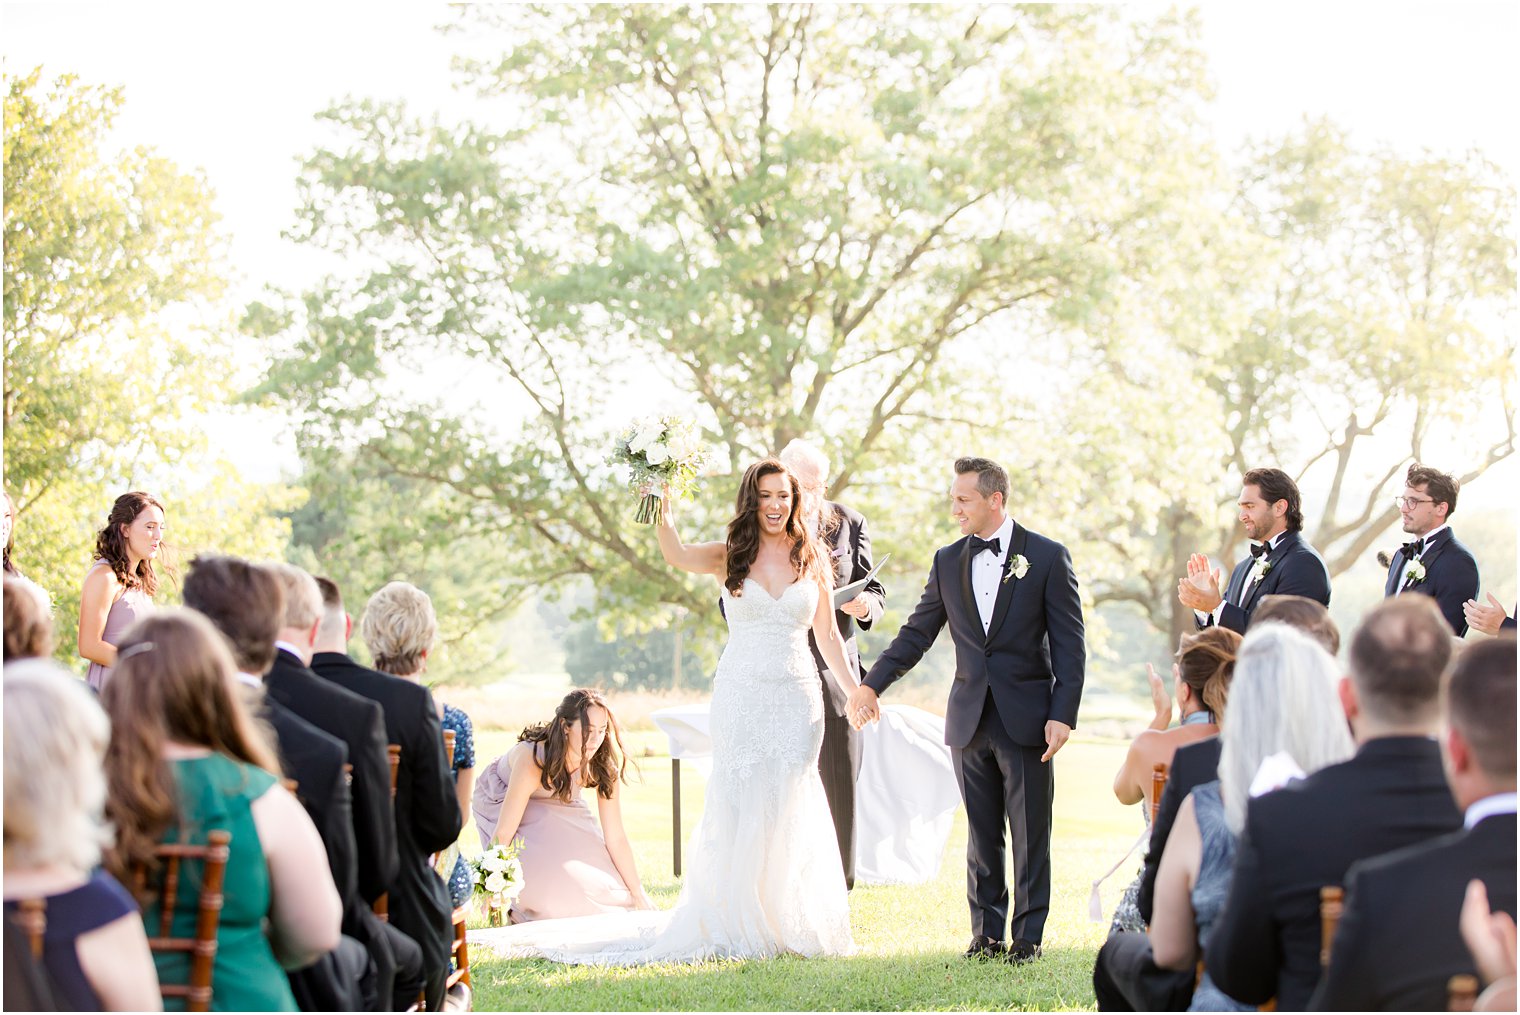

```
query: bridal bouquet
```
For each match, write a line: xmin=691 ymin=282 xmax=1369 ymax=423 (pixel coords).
xmin=468 ymin=839 xmax=525 ymax=923
xmin=610 ymin=415 xmax=707 ymax=525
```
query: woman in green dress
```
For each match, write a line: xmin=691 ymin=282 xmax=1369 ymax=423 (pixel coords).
xmin=102 ymin=609 xmax=341 ymax=1012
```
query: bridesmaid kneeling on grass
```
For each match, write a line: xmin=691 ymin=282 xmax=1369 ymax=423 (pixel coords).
xmin=472 ymin=689 xmax=655 ymax=922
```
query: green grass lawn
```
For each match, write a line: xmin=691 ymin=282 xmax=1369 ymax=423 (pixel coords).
xmin=457 ymin=730 xmax=1140 ymax=1011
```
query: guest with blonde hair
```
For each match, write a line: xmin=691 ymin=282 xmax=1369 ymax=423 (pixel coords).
xmin=3 ymin=660 xmax=161 ymax=1011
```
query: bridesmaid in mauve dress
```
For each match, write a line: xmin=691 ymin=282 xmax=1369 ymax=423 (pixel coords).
xmin=471 ymin=689 xmax=653 ymax=923
xmin=78 ymin=492 xmax=165 ymax=690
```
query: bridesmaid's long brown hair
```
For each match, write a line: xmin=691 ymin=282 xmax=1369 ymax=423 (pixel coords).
xmin=723 ymin=459 xmax=829 ymax=597
xmin=517 ymin=689 xmax=630 ymax=802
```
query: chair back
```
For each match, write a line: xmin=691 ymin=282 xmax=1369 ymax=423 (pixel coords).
xmin=13 ymin=898 xmax=47 ymax=959
xmin=1318 ymin=885 xmax=1344 ymax=968
xmin=134 ymin=829 xmax=233 ymax=1013
xmin=1150 ymin=763 xmax=1168 ymax=824
xmin=373 ymin=744 xmax=403 ymax=922
xmin=1447 ymin=973 xmax=1479 ymax=1012
xmin=444 ymin=728 xmax=456 ymax=770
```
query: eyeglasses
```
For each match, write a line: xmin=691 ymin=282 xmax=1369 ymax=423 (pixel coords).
xmin=1393 ymin=496 xmax=1434 ymax=510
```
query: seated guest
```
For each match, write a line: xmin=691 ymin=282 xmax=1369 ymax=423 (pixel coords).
xmin=1097 ymin=596 xmax=1341 ymax=1012
xmin=1150 ymin=624 xmax=1354 ymax=1010
xmin=181 ymin=556 xmax=369 ymax=1011
xmin=78 ymin=492 xmax=164 ymax=690
xmin=1206 ymin=595 xmax=1466 ymax=1009
xmin=439 ymin=697 xmax=476 ymax=909
xmin=3 ymin=574 xmax=54 ymax=662
xmin=1311 ymin=635 xmax=1517 ymax=1010
xmin=1107 ymin=627 xmax=1239 ymax=932
xmin=473 ymin=688 xmax=654 ymax=922
xmin=310 ymin=580 xmax=460 ymax=1013
xmin=3 ymin=660 xmax=161 ymax=1011
xmin=102 ymin=610 xmax=342 ymax=1010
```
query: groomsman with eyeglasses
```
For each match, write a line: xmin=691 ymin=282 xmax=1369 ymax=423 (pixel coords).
xmin=1176 ymin=467 xmax=1331 ymax=633
xmin=1385 ymin=463 xmax=1480 ymax=636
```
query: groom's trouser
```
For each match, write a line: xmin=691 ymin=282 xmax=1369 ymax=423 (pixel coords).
xmin=818 ymin=709 xmax=863 ymax=889
xmin=951 ymin=691 xmax=1053 ymax=944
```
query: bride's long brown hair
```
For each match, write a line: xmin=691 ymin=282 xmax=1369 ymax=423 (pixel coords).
xmin=724 ymin=459 xmax=829 ymax=597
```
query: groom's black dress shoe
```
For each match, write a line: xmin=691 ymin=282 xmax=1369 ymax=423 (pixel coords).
xmin=963 ymin=936 xmax=1005 ymax=959
xmin=1005 ymin=939 xmax=1042 ymax=965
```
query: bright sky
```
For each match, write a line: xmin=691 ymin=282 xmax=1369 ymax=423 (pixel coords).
xmin=4 ymin=2 xmax=1517 ymax=483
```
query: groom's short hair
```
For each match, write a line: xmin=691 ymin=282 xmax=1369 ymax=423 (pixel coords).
xmin=954 ymin=457 xmax=1009 ymax=502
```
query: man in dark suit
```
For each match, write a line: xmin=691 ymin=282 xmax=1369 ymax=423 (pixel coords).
xmin=1311 ymin=634 xmax=1516 ymax=1010
xmin=1178 ymin=468 xmax=1331 ymax=633
xmin=265 ymin=564 xmax=422 ymax=1012
xmin=1206 ymin=595 xmax=1465 ymax=1010
xmin=777 ymin=439 xmax=886 ymax=890
xmin=1385 ymin=462 xmax=1481 ymax=635
xmin=849 ymin=456 xmax=1085 ymax=963
xmin=310 ymin=578 xmax=461 ymax=1012
xmin=1094 ymin=595 xmax=1342 ymax=1011
xmin=182 ymin=555 xmax=368 ymax=1012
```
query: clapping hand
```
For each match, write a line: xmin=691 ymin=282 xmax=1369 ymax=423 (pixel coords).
xmin=846 ymin=684 xmax=879 ymax=729
xmin=1147 ymin=664 xmax=1174 ymax=731
xmin=1464 ymin=593 xmax=1510 ymax=637
xmin=1176 ymin=552 xmax=1223 ymax=612
xmin=1461 ymin=879 xmax=1517 ymax=987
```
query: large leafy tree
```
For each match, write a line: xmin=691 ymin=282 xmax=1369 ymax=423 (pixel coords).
xmin=250 ymin=4 xmax=1221 ymax=662
xmin=4 ymin=69 xmax=297 ymax=665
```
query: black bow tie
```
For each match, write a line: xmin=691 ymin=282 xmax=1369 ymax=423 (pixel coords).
xmin=1402 ymin=538 xmax=1424 ymax=559
xmin=969 ymin=535 xmax=1002 ymax=556
xmin=1249 ymin=541 xmax=1270 ymax=559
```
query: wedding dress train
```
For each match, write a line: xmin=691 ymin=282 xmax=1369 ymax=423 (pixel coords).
xmin=468 ymin=577 xmax=855 ymax=964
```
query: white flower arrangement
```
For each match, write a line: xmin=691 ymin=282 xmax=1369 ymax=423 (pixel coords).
xmin=1003 ymin=554 xmax=1031 ymax=584
xmin=467 ymin=839 xmax=525 ymax=917
xmin=610 ymin=415 xmax=708 ymax=525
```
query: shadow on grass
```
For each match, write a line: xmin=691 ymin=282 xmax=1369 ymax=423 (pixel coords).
xmin=469 ymin=946 xmax=1098 ymax=1011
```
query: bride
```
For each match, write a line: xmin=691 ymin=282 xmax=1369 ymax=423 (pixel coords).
xmin=469 ymin=459 xmax=862 ymax=964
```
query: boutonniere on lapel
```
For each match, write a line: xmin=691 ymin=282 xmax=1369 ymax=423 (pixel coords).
xmin=1405 ymin=560 xmax=1427 ymax=585
xmin=1003 ymin=554 xmax=1030 ymax=585
xmin=1255 ymin=558 xmax=1273 ymax=580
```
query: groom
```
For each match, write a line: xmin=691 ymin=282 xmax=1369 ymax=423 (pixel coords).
xmin=848 ymin=457 xmax=1085 ymax=963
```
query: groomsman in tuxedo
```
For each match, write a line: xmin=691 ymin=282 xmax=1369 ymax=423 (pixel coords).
xmin=1311 ymin=635 xmax=1516 ymax=1011
xmin=182 ymin=556 xmax=368 ymax=1011
xmin=1177 ymin=467 xmax=1330 ymax=633
xmin=850 ymin=457 xmax=1085 ymax=964
xmin=1205 ymin=596 xmax=1463 ymax=1010
xmin=777 ymin=439 xmax=886 ymax=891
xmin=311 ymin=579 xmax=460 ymax=1012
xmin=1385 ymin=463 xmax=1480 ymax=635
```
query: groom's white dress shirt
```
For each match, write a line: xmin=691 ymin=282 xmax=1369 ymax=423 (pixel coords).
xmin=971 ymin=515 xmax=1015 ymax=635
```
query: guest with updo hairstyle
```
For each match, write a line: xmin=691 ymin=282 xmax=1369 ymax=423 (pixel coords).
xmin=102 ymin=609 xmax=341 ymax=1010
xmin=1105 ymin=626 xmax=1241 ymax=932
xmin=472 ymin=688 xmax=654 ymax=922
xmin=4 ymin=574 xmax=54 ymax=662
xmin=3 ymin=659 xmax=161 ymax=1011
xmin=78 ymin=491 xmax=166 ymax=690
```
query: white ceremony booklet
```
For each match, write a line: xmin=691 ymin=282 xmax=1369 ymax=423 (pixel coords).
xmin=833 ymin=554 xmax=890 ymax=609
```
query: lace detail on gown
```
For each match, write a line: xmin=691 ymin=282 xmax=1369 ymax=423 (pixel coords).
xmin=468 ymin=577 xmax=855 ymax=965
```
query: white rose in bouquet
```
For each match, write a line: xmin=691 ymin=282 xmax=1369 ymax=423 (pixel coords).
xmin=645 ymin=442 xmax=671 ymax=466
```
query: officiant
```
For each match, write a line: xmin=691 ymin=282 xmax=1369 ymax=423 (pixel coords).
xmin=775 ymin=439 xmax=887 ymax=890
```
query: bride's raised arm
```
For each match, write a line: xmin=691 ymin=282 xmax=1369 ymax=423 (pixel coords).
xmin=655 ymin=489 xmax=726 ymax=576
xmin=811 ymin=572 xmax=861 ymax=704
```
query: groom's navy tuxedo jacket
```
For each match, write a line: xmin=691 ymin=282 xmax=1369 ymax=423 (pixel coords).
xmin=1204 ymin=530 xmax=1331 ymax=634
xmin=863 ymin=521 xmax=1084 ymax=749
xmin=1382 ymin=526 xmax=1479 ymax=635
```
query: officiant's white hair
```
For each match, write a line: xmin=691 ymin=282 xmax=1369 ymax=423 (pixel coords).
xmin=1218 ymin=623 xmax=1354 ymax=835
xmin=778 ymin=439 xmax=830 ymax=482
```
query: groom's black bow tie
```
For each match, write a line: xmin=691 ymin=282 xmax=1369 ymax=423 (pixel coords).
xmin=1249 ymin=541 xmax=1270 ymax=559
xmin=1402 ymin=538 xmax=1425 ymax=559
xmin=969 ymin=535 xmax=1002 ymax=556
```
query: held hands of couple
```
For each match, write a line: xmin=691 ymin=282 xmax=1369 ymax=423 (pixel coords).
xmin=846 ymin=684 xmax=879 ymax=730
xmin=1176 ymin=552 xmax=1223 ymax=612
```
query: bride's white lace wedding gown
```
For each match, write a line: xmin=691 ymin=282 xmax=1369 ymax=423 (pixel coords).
xmin=468 ymin=576 xmax=855 ymax=965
